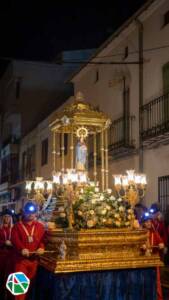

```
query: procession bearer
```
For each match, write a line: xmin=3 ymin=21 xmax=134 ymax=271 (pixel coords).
xmin=11 ymin=201 xmax=45 ymax=300
xmin=0 ymin=209 xmax=14 ymax=298
xmin=141 ymin=212 xmax=164 ymax=300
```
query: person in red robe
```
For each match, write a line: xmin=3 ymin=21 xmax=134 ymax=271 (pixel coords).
xmin=149 ymin=203 xmax=168 ymax=246
xmin=141 ymin=212 xmax=164 ymax=300
xmin=11 ymin=201 xmax=45 ymax=300
xmin=0 ymin=209 xmax=14 ymax=299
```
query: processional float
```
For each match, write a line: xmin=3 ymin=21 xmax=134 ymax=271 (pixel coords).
xmin=28 ymin=92 xmax=162 ymax=273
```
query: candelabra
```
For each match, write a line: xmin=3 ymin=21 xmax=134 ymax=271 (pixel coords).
xmin=52 ymin=169 xmax=88 ymax=186
xmin=26 ymin=177 xmax=53 ymax=193
xmin=113 ymin=170 xmax=147 ymax=207
xmin=25 ymin=177 xmax=53 ymax=206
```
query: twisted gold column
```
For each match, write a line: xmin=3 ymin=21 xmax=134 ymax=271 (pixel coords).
xmin=56 ymin=133 xmax=60 ymax=171
xmin=70 ymin=129 xmax=74 ymax=169
xmin=61 ymin=131 xmax=65 ymax=172
xmin=105 ymin=128 xmax=109 ymax=190
xmin=93 ymin=133 xmax=97 ymax=183
xmin=101 ymin=130 xmax=105 ymax=191
xmin=52 ymin=131 xmax=56 ymax=173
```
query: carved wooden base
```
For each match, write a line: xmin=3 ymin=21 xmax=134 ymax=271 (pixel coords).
xmin=40 ymin=228 xmax=163 ymax=273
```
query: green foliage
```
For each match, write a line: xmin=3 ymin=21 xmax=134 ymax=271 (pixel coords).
xmin=55 ymin=186 xmax=136 ymax=230
xmin=72 ymin=186 xmax=135 ymax=230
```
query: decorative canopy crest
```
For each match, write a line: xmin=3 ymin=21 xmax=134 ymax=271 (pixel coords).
xmin=49 ymin=92 xmax=111 ymax=134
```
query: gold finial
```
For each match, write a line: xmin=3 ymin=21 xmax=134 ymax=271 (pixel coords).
xmin=75 ymin=91 xmax=84 ymax=102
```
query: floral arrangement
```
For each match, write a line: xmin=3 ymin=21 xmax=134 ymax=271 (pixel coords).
xmin=73 ymin=186 xmax=136 ymax=229
xmin=55 ymin=185 xmax=137 ymax=230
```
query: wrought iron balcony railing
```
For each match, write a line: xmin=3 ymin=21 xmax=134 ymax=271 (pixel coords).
xmin=88 ymin=115 xmax=136 ymax=164
xmin=108 ymin=115 xmax=136 ymax=155
xmin=140 ymin=92 xmax=169 ymax=145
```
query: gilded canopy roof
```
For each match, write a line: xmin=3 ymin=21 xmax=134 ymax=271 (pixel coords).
xmin=49 ymin=92 xmax=111 ymax=133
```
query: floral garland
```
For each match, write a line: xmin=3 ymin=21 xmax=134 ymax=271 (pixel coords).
xmin=55 ymin=186 xmax=137 ymax=230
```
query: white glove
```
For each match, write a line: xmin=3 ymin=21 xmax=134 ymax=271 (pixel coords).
xmin=36 ymin=248 xmax=45 ymax=256
xmin=21 ymin=248 xmax=30 ymax=257
xmin=158 ymin=243 xmax=164 ymax=249
xmin=141 ymin=244 xmax=147 ymax=250
xmin=5 ymin=240 xmax=12 ymax=246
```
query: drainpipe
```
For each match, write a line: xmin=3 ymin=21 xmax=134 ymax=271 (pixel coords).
xmin=135 ymin=18 xmax=144 ymax=172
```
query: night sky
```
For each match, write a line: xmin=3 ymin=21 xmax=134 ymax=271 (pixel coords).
xmin=0 ymin=0 xmax=148 ymax=64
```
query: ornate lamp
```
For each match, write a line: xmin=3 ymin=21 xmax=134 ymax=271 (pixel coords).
xmin=25 ymin=177 xmax=53 ymax=206
xmin=113 ymin=170 xmax=147 ymax=207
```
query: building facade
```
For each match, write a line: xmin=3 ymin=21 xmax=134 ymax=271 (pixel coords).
xmin=0 ymin=49 xmax=94 ymax=211
xmin=71 ymin=0 xmax=169 ymax=211
xmin=1 ymin=0 xmax=169 ymax=213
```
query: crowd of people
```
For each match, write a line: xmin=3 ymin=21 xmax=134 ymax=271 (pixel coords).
xmin=0 ymin=200 xmax=168 ymax=300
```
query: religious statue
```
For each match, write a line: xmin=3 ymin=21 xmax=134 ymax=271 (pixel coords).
xmin=75 ymin=137 xmax=87 ymax=171
xmin=59 ymin=241 xmax=67 ymax=260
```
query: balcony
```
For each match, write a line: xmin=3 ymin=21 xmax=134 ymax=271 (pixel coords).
xmin=108 ymin=115 xmax=136 ymax=159
xmin=88 ymin=116 xmax=136 ymax=165
xmin=140 ymin=92 xmax=169 ymax=147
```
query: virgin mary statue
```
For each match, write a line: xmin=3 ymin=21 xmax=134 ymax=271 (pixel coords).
xmin=75 ymin=138 xmax=87 ymax=171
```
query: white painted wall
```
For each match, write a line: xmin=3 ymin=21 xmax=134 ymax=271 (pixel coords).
xmin=71 ymin=0 xmax=169 ymax=206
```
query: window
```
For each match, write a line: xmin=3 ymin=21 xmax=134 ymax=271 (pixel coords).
xmin=163 ymin=62 xmax=169 ymax=93
xmin=158 ymin=175 xmax=169 ymax=213
xmin=16 ymin=78 xmax=21 ymax=99
xmin=1 ymin=157 xmax=9 ymax=183
xmin=29 ymin=145 xmax=36 ymax=174
xmin=162 ymin=62 xmax=169 ymax=122
xmin=41 ymin=139 xmax=48 ymax=166
xmin=123 ymin=81 xmax=130 ymax=144
xmin=163 ymin=10 xmax=169 ymax=27
xmin=123 ymin=46 xmax=128 ymax=59
xmin=22 ymin=151 xmax=27 ymax=179
xmin=31 ymin=145 xmax=36 ymax=170
xmin=94 ymin=69 xmax=99 ymax=83
xmin=123 ymin=86 xmax=130 ymax=117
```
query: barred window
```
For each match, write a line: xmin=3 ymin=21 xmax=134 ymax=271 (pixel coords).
xmin=41 ymin=139 xmax=48 ymax=166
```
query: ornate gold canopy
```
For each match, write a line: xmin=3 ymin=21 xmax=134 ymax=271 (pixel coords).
xmin=49 ymin=92 xmax=111 ymax=190
xmin=49 ymin=92 xmax=111 ymax=134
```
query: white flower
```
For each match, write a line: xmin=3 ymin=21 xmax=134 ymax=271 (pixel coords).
xmin=114 ymin=213 xmax=120 ymax=219
xmin=89 ymin=181 xmax=95 ymax=187
xmin=102 ymin=218 xmax=107 ymax=223
xmin=91 ymin=199 xmax=97 ymax=204
xmin=110 ymin=196 xmax=115 ymax=201
xmin=101 ymin=209 xmax=107 ymax=215
xmin=106 ymin=205 xmax=111 ymax=210
xmin=60 ymin=213 xmax=66 ymax=218
xmin=100 ymin=195 xmax=104 ymax=201
xmin=117 ymin=198 xmax=122 ymax=202
xmin=89 ymin=210 xmax=95 ymax=215
xmin=95 ymin=187 xmax=99 ymax=193
xmin=115 ymin=221 xmax=121 ymax=227
xmin=107 ymin=189 xmax=112 ymax=194
xmin=87 ymin=220 xmax=95 ymax=228
xmin=119 ymin=206 xmax=125 ymax=212
xmin=58 ymin=207 xmax=65 ymax=212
